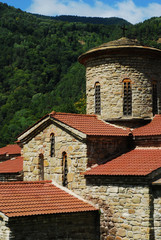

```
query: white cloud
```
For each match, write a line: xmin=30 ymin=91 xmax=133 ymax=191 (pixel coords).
xmin=144 ymin=3 xmax=161 ymax=19
xmin=27 ymin=0 xmax=161 ymax=24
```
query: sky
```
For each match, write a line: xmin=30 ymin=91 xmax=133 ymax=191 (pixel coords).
xmin=1 ymin=0 xmax=161 ymax=24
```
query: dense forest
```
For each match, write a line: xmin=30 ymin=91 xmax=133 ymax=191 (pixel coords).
xmin=33 ymin=14 xmax=131 ymax=25
xmin=0 ymin=2 xmax=161 ymax=146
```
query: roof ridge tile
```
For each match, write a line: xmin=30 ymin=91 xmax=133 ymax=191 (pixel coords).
xmin=50 ymin=111 xmax=96 ymax=118
xmin=0 ymin=180 xmax=52 ymax=185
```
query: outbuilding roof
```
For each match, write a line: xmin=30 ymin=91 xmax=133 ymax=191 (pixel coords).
xmin=0 ymin=181 xmax=97 ymax=217
xmin=0 ymin=156 xmax=23 ymax=173
xmin=84 ymin=148 xmax=161 ymax=176
xmin=133 ymin=115 xmax=161 ymax=136
xmin=50 ymin=112 xmax=130 ymax=136
xmin=0 ymin=144 xmax=21 ymax=156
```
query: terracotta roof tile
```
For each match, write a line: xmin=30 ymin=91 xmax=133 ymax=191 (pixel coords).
xmin=133 ymin=115 xmax=161 ymax=136
xmin=0 ymin=181 xmax=97 ymax=217
xmin=0 ymin=156 xmax=23 ymax=173
xmin=50 ymin=112 xmax=129 ymax=136
xmin=0 ymin=144 xmax=21 ymax=156
xmin=84 ymin=148 xmax=161 ymax=176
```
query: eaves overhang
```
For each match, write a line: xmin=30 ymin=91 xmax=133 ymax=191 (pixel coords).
xmin=17 ymin=114 xmax=87 ymax=145
xmin=50 ymin=117 xmax=87 ymax=142
xmin=17 ymin=116 xmax=51 ymax=145
xmin=78 ymin=45 xmax=161 ymax=65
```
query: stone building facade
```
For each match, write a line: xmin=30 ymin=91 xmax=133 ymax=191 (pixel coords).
xmin=18 ymin=112 xmax=129 ymax=192
xmin=1 ymin=37 xmax=161 ymax=239
xmin=83 ymin=179 xmax=151 ymax=240
xmin=22 ymin=121 xmax=88 ymax=189
xmin=16 ymin=112 xmax=161 ymax=240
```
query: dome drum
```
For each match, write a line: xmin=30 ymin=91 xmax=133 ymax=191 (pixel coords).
xmin=79 ymin=38 xmax=161 ymax=125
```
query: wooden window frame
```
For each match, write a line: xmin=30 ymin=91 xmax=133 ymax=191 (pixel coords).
xmin=39 ymin=153 xmax=44 ymax=181
xmin=152 ymin=81 xmax=158 ymax=115
xmin=123 ymin=78 xmax=132 ymax=116
xmin=50 ymin=133 xmax=55 ymax=157
xmin=95 ymin=82 xmax=101 ymax=115
xmin=62 ymin=152 xmax=68 ymax=187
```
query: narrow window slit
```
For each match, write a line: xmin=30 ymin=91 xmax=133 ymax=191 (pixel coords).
xmin=62 ymin=152 xmax=68 ymax=187
xmin=123 ymin=79 xmax=132 ymax=116
xmin=95 ymin=82 xmax=101 ymax=115
xmin=50 ymin=133 xmax=55 ymax=157
xmin=152 ymin=81 xmax=158 ymax=115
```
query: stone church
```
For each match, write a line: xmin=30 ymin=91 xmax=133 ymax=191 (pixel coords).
xmin=1 ymin=37 xmax=161 ymax=239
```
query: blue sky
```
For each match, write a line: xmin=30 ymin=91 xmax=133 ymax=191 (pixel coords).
xmin=1 ymin=0 xmax=161 ymax=24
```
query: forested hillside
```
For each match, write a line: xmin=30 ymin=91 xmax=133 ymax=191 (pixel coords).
xmin=33 ymin=14 xmax=131 ymax=26
xmin=0 ymin=2 xmax=161 ymax=146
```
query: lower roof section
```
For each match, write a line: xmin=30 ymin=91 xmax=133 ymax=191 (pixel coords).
xmin=84 ymin=148 xmax=161 ymax=176
xmin=0 ymin=181 xmax=97 ymax=218
xmin=0 ymin=144 xmax=21 ymax=156
xmin=133 ymin=115 xmax=161 ymax=136
xmin=0 ymin=156 xmax=23 ymax=173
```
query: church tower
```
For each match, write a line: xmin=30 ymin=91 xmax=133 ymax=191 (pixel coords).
xmin=78 ymin=37 xmax=161 ymax=127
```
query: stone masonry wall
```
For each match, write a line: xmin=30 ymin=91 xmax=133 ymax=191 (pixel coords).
xmin=0 ymin=213 xmax=10 ymax=240
xmin=8 ymin=212 xmax=99 ymax=240
xmin=152 ymin=186 xmax=161 ymax=239
xmin=87 ymin=136 xmax=129 ymax=167
xmin=22 ymin=123 xmax=88 ymax=190
xmin=86 ymin=56 xmax=161 ymax=120
xmin=75 ymin=177 xmax=151 ymax=240
xmin=22 ymin=123 xmax=129 ymax=191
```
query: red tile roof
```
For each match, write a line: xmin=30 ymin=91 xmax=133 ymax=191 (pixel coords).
xmin=133 ymin=115 xmax=161 ymax=136
xmin=0 ymin=181 xmax=97 ymax=217
xmin=84 ymin=148 xmax=161 ymax=176
xmin=50 ymin=112 xmax=129 ymax=136
xmin=0 ymin=156 xmax=23 ymax=173
xmin=0 ymin=144 xmax=21 ymax=156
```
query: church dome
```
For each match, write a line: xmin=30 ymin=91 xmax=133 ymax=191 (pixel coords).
xmin=91 ymin=37 xmax=141 ymax=48
xmin=78 ymin=37 xmax=161 ymax=65
xmin=78 ymin=37 xmax=161 ymax=126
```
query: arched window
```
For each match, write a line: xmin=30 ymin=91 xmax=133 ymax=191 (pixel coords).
xmin=123 ymin=78 xmax=132 ymax=116
xmin=50 ymin=133 xmax=55 ymax=157
xmin=95 ymin=82 xmax=101 ymax=115
xmin=62 ymin=152 xmax=68 ymax=187
xmin=152 ymin=81 xmax=158 ymax=115
xmin=39 ymin=153 xmax=44 ymax=181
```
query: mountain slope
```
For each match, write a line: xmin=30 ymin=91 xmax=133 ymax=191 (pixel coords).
xmin=33 ymin=14 xmax=131 ymax=25
xmin=0 ymin=2 xmax=161 ymax=146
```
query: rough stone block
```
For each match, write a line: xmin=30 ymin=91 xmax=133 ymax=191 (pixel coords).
xmin=132 ymin=197 xmax=141 ymax=204
xmin=53 ymin=167 xmax=62 ymax=174
xmin=133 ymin=234 xmax=142 ymax=239
xmin=44 ymin=160 xmax=49 ymax=167
xmin=128 ymin=209 xmax=135 ymax=214
xmin=117 ymin=228 xmax=126 ymax=237
xmin=67 ymin=173 xmax=74 ymax=182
